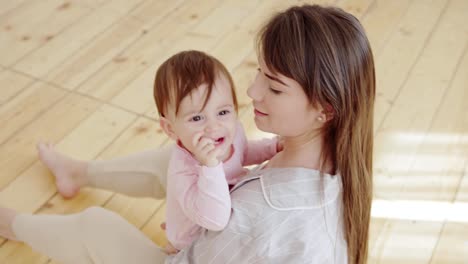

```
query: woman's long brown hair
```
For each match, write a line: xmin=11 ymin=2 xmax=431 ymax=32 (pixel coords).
xmin=258 ymin=5 xmax=375 ymax=263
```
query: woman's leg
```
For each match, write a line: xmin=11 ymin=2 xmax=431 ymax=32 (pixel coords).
xmin=10 ymin=207 xmax=167 ymax=264
xmin=38 ymin=143 xmax=173 ymax=199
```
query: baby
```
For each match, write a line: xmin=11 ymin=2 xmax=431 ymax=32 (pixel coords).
xmin=154 ymin=50 xmax=278 ymax=253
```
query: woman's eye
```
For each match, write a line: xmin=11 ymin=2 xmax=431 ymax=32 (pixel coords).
xmin=219 ymin=110 xmax=230 ymax=116
xmin=190 ymin=115 xmax=203 ymax=122
xmin=269 ymin=87 xmax=282 ymax=95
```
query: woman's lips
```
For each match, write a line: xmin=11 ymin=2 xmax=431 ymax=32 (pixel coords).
xmin=254 ymin=108 xmax=268 ymax=117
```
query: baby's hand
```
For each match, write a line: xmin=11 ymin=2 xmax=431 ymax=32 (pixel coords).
xmin=192 ymin=132 xmax=221 ymax=167
xmin=164 ymin=242 xmax=180 ymax=255
xmin=276 ymin=136 xmax=284 ymax=152
xmin=160 ymin=222 xmax=179 ymax=255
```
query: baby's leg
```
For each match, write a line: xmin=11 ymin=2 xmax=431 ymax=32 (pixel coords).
xmin=87 ymin=146 xmax=172 ymax=199
xmin=0 ymin=207 xmax=17 ymax=241
xmin=37 ymin=143 xmax=87 ymax=198
xmin=10 ymin=207 xmax=167 ymax=264
xmin=38 ymin=143 xmax=172 ymax=199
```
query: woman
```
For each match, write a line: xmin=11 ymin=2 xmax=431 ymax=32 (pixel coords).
xmin=0 ymin=4 xmax=374 ymax=264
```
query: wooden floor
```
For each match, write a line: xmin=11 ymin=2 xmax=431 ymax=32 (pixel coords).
xmin=0 ymin=0 xmax=467 ymax=263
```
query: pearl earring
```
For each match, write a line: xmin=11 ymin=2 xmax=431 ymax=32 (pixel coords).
xmin=318 ymin=116 xmax=324 ymax=122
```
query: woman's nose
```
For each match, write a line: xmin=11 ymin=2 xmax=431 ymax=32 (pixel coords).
xmin=247 ymin=73 xmax=264 ymax=101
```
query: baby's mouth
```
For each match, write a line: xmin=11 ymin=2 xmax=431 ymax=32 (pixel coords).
xmin=214 ymin=137 xmax=225 ymax=146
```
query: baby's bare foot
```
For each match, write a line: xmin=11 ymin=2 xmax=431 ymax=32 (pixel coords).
xmin=37 ymin=142 xmax=87 ymax=199
xmin=0 ymin=207 xmax=18 ymax=241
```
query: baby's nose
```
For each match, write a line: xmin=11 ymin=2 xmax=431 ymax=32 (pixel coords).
xmin=204 ymin=120 xmax=220 ymax=133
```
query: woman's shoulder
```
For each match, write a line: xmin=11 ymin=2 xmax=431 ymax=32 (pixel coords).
xmin=228 ymin=167 xmax=343 ymax=232
xmin=259 ymin=167 xmax=342 ymax=209
xmin=232 ymin=166 xmax=342 ymax=209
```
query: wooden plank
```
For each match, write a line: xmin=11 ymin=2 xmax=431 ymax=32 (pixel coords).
xmin=369 ymin=220 xmax=443 ymax=264
xmin=361 ymin=0 xmax=411 ymax=56
xmin=235 ymin=0 xmax=287 ymax=35
xmin=0 ymin=70 xmax=34 ymax=105
xmin=0 ymin=0 xmax=90 ymax=66
xmin=429 ymin=53 xmax=468 ymax=263
xmin=0 ymin=94 xmax=100 ymax=190
xmin=368 ymin=218 xmax=387 ymax=262
xmin=374 ymin=0 xmax=468 ymax=199
xmin=76 ymin=0 xmax=110 ymax=10
xmin=398 ymin=45 xmax=468 ymax=201
xmin=370 ymin=0 xmax=468 ymax=262
xmin=374 ymin=0 xmax=448 ymax=129
xmin=0 ymin=0 xmax=28 ymax=17
xmin=235 ymin=0 xmax=337 ymax=36
xmin=191 ymin=3 xmax=250 ymax=37
xmin=13 ymin=0 xmax=147 ymax=78
xmin=456 ymin=165 xmax=468 ymax=202
xmin=429 ymin=222 xmax=468 ymax=264
xmin=76 ymin=0 xmax=215 ymax=102
xmin=0 ymin=82 xmax=65 ymax=145
xmin=338 ymin=0 xmax=375 ymax=18
xmin=44 ymin=16 xmax=146 ymax=91
xmin=211 ymin=28 xmax=254 ymax=71
xmin=0 ymin=240 xmax=48 ymax=264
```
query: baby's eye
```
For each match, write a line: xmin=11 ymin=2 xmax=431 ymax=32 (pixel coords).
xmin=219 ymin=110 xmax=230 ymax=116
xmin=190 ymin=115 xmax=203 ymax=122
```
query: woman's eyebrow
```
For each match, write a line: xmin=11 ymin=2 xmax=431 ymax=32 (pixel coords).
xmin=264 ymin=72 xmax=287 ymax=86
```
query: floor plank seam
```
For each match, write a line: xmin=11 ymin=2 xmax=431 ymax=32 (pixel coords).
xmin=375 ymin=0 xmax=451 ymax=133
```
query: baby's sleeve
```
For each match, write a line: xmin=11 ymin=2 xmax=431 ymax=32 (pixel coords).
xmin=237 ymin=124 xmax=278 ymax=166
xmin=174 ymin=163 xmax=231 ymax=231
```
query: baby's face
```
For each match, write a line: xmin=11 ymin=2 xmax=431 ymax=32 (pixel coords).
xmin=166 ymin=74 xmax=237 ymax=161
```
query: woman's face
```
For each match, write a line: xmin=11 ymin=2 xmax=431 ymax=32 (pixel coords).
xmin=247 ymin=57 xmax=324 ymax=137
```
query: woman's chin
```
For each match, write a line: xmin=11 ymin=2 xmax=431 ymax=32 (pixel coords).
xmin=254 ymin=119 xmax=271 ymax=133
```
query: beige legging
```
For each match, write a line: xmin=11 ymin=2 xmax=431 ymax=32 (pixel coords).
xmin=12 ymin=146 xmax=174 ymax=264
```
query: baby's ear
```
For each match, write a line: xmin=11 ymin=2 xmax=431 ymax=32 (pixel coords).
xmin=159 ymin=117 xmax=178 ymax=141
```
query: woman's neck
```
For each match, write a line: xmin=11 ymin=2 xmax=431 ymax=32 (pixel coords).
xmin=266 ymin=130 xmax=333 ymax=174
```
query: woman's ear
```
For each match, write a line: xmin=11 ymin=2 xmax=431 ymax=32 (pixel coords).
xmin=159 ymin=117 xmax=178 ymax=141
xmin=324 ymin=110 xmax=334 ymax=122
xmin=320 ymin=103 xmax=335 ymax=122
